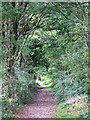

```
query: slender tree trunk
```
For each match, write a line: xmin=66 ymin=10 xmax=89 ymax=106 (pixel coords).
xmin=87 ymin=2 xmax=90 ymax=94
xmin=8 ymin=2 xmax=19 ymax=76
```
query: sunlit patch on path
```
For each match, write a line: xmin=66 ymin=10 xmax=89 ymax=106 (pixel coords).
xmin=15 ymin=88 xmax=57 ymax=118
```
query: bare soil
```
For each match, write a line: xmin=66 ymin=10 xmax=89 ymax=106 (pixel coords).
xmin=15 ymin=88 xmax=57 ymax=118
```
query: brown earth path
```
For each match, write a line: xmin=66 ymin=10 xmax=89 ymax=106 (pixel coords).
xmin=16 ymin=88 xmax=57 ymax=118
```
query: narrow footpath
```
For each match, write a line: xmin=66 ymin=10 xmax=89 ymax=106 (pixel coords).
xmin=16 ymin=88 xmax=57 ymax=118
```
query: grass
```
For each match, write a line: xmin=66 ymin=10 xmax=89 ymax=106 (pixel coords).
xmin=45 ymin=86 xmax=53 ymax=91
xmin=55 ymin=95 xmax=89 ymax=118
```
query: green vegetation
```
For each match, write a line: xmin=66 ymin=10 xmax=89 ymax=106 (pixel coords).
xmin=1 ymin=2 xmax=90 ymax=118
xmin=55 ymin=95 xmax=88 ymax=118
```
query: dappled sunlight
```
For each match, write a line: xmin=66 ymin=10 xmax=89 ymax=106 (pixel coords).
xmin=35 ymin=75 xmax=54 ymax=88
xmin=1 ymin=2 xmax=89 ymax=119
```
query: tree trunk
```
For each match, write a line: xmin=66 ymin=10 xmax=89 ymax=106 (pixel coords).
xmin=8 ymin=2 xmax=18 ymax=76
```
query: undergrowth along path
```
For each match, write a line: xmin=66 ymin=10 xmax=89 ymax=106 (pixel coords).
xmin=16 ymin=88 xmax=57 ymax=118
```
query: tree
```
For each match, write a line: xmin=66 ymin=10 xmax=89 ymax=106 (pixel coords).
xmin=1 ymin=2 xmax=89 ymax=118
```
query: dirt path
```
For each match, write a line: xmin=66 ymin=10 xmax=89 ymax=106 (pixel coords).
xmin=15 ymin=88 xmax=57 ymax=118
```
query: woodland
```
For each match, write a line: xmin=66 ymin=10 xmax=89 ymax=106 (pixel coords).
xmin=0 ymin=2 xmax=90 ymax=119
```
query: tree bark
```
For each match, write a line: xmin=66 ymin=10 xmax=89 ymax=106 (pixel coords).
xmin=8 ymin=2 xmax=19 ymax=76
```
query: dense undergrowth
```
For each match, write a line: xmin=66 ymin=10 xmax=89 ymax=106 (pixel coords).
xmin=2 ymin=62 xmax=38 ymax=118
xmin=55 ymin=95 xmax=88 ymax=118
xmin=1 ymin=2 xmax=90 ymax=119
xmin=52 ymin=40 xmax=89 ymax=118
